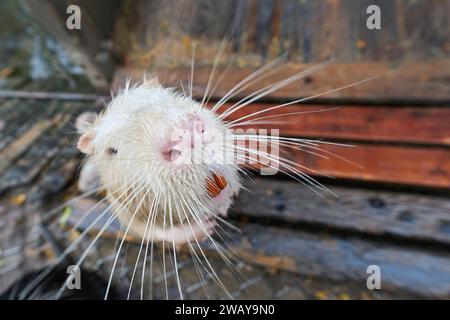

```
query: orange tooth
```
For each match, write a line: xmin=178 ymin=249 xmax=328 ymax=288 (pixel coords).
xmin=213 ymin=173 xmax=227 ymax=190
xmin=206 ymin=177 xmax=221 ymax=197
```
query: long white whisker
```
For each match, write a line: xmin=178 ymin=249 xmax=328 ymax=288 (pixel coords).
xmin=54 ymin=176 xmax=146 ymax=299
xmin=19 ymin=172 xmax=143 ymax=299
xmin=143 ymin=193 xmax=161 ymax=299
xmin=219 ymin=61 xmax=332 ymax=120
xmin=168 ymin=197 xmax=183 ymax=299
xmin=211 ymin=53 xmax=288 ymax=112
xmin=190 ymin=43 xmax=196 ymax=99
xmin=127 ymin=193 xmax=159 ymax=299
xmin=227 ymin=107 xmax=340 ymax=127
xmin=200 ymin=36 xmax=229 ymax=107
xmin=226 ymin=75 xmax=379 ymax=126
xmin=176 ymin=194 xmax=232 ymax=298
xmin=162 ymin=198 xmax=169 ymax=299
xmin=105 ymin=183 xmax=150 ymax=299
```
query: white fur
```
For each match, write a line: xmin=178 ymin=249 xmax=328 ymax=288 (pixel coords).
xmin=77 ymin=80 xmax=241 ymax=244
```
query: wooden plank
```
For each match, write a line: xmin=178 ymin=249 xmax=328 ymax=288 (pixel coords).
xmin=114 ymin=0 xmax=450 ymax=63
xmin=112 ymin=0 xmax=450 ymax=102
xmin=4 ymin=97 xmax=448 ymax=189
xmin=229 ymin=223 xmax=450 ymax=299
xmin=234 ymin=178 xmax=450 ymax=245
xmin=64 ymin=198 xmax=450 ymax=298
xmin=220 ymin=103 xmax=450 ymax=146
xmin=115 ymin=61 xmax=450 ymax=103
xmin=0 ymin=98 xmax=92 ymax=197
xmin=277 ymin=143 xmax=450 ymax=189
xmin=65 ymin=181 xmax=450 ymax=249
xmin=0 ymin=115 xmax=62 ymax=174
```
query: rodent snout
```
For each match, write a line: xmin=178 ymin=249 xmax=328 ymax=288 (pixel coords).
xmin=161 ymin=113 xmax=215 ymax=164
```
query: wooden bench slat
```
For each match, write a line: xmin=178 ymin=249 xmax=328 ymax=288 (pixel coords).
xmin=2 ymin=96 xmax=447 ymax=189
xmin=234 ymin=179 xmax=450 ymax=245
xmin=277 ymin=143 xmax=450 ymax=188
xmin=230 ymin=223 xmax=450 ymax=299
xmin=114 ymin=61 xmax=450 ymax=103
xmin=65 ymin=198 xmax=450 ymax=299
xmin=221 ymin=103 xmax=450 ymax=146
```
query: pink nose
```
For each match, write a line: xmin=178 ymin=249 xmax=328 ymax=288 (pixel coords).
xmin=161 ymin=113 xmax=214 ymax=163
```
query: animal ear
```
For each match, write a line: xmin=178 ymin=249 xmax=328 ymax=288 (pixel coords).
xmin=75 ymin=112 xmax=97 ymax=134
xmin=77 ymin=131 xmax=95 ymax=155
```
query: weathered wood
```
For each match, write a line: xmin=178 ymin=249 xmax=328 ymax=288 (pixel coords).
xmin=229 ymin=223 xmax=450 ymax=299
xmin=237 ymin=142 xmax=450 ymax=188
xmin=154 ymin=61 xmax=450 ymax=103
xmin=63 ymin=197 xmax=131 ymax=242
xmin=0 ymin=99 xmax=43 ymax=151
xmin=115 ymin=0 xmax=450 ymax=62
xmin=64 ymin=197 xmax=450 ymax=299
xmin=0 ymin=98 xmax=93 ymax=197
xmin=234 ymin=178 xmax=450 ymax=245
xmin=64 ymin=177 xmax=450 ymax=247
xmin=114 ymin=69 xmax=450 ymax=146
xmin=3 ymin=92 xmax=448 ymax=189
xmin=278 ymin=143 xmax=450 ymax=189
xmin=113 ymin=0 xmax=450 ymax=102
xmin=0 ymin=115 xmax=62 ymax=174
xmin=221 ymin=103 xmax=450 ymax=146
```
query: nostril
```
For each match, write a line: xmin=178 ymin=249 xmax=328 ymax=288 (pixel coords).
xmin=170 ymin=149 xmax=181 ymax=161
xmin=163 ymin=113 xmax=214 ymax=162
xmin=162 ymin=148 xmax=181 ymax=162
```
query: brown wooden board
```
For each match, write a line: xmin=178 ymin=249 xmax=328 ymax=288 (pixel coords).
xmin=64 ymin=196 xmax=450 ymax=299
xmin=0 ymin=98 xmax=92 ymax=198
xmin=229 ymin=223 xmax=450 ymax=299
xmin=112 ymin=0 xmax=450 ymax=102
xmin=115 ymin=61 xmax=450 ymax=104
xmin=277 ymin=143 xmax=450 ymax=189
xmin=234 ymin=178 xmax=450 ymax=245
xmin=114 ymin=68 xmax=450 ymax=146
xmin=218 ymin=103 xmax=450 ymax=146
xmin=113 ymin=0 xmax=450 ymax=63
xmin=3 ymin=91 xmax=449 ymax=189
xmin=110 ymin=66 xmax=450 ymax=188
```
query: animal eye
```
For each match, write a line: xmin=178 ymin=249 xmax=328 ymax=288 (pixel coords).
xmin=107 ymin=147 xmax=118 ymax=155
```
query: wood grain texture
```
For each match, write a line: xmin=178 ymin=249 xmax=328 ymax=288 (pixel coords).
xmin=220 ymin=103 xmax=450 ymax=146
xmin=112 ymin=0 xmax=450 ymax=101
xmin=114 ymin=0 xmax=450 ymax=62
xmin=234 ymin=178 xmax=450 ymax=244
xmin=0 ymin=98 xmax=92 ymax=198
xmin=230 ymin=223 xmax=450 ymax=299
xmin=113 ymin=67 xmax=450 ymax=188
xmin=115 ymin=61 xmax=450 ymax=103
xmin=66 ymin=196 xmax=450 ymax=299
xmin=277 ymin=143 xmax=450 ymax=188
